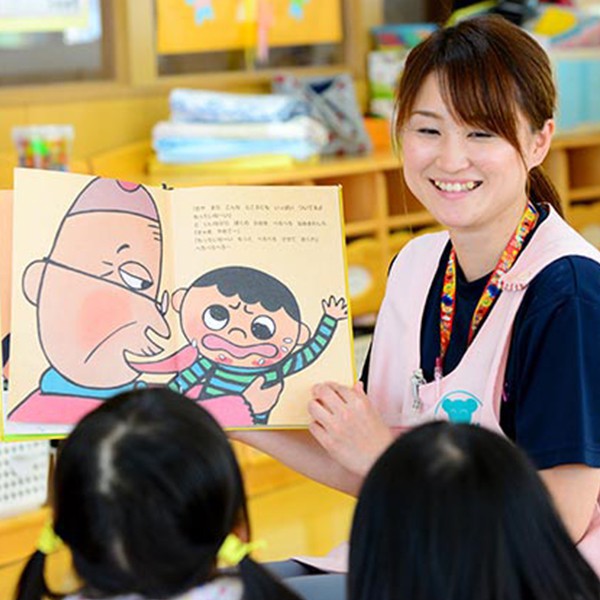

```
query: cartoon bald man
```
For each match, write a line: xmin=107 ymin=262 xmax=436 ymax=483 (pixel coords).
xmin=8 ymin=177 xmax=171 ymax=424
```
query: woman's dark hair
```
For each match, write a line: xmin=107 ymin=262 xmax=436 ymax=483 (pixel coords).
xmin=16 ymin=388 xmax=300 ymax=600
xmin=349 ymin=422 xmax=600 ymax=600
xmin=394 ymin=14 xmax=564 ymax=216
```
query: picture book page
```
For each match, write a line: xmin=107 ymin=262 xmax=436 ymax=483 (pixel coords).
xmin=165 ymin=185 xmax=354 ymax=427
xmin=4 ymin=169 xmax=172 ymax=438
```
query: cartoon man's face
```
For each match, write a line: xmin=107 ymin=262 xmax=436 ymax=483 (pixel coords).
xmin=174 ymin=285 xmax=309 ymax=368
xmin=23 ymin=210 xmax=170 ymax=388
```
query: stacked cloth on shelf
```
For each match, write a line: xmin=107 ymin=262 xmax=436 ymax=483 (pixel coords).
xmin=152 ymin=89 xmax=329 ymax=165
xmin=272 ymin=73 xmax=373 ymax=156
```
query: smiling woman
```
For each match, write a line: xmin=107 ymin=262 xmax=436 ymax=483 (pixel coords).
xmin=359 ymin=12 xmax=600 ymax=568
xmin=399 ymin=73 xmax=554 ymax=280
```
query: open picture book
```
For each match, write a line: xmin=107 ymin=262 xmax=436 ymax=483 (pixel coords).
xmin=1 ymin=169 xmax=354 ymax=439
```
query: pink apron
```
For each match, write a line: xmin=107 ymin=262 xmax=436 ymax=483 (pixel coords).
xmin=369 ymin=208 xmax=600 ymax=573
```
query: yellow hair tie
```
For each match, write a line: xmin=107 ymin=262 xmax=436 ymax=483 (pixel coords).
xmin=217 ymin=533 xmax=266 ymax=567
xmin=37 ymin=520 xmax=64 ymax=555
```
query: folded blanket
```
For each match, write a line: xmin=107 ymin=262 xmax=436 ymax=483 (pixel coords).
xmin=153 ymin=137 xmax=320 ymax=163
xmin=169 ymin=88 xmax=309 ymax=123
xmin=152 ymin=116 xmax=328 ymax=147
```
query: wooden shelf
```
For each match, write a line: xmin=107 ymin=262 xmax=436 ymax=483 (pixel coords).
xmin=345 ymin=220 xmax=379 ymax=236
xmin=569 ymin=186 xmax=600 ymax=202
xmin=543 ymin=134 xmax=600 ymax=232
xmin=551 ymin=130 xmax=600 ymax=150
xmin=90 ymin=144 xmax=400 ymax=187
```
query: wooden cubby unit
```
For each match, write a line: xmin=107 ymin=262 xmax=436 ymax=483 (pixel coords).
xmin=544 ymin=131 xmax=600 ymax=214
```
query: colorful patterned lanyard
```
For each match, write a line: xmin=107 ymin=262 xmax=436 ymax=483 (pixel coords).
xmin=438 ymin=201 xmax=539 ymax=376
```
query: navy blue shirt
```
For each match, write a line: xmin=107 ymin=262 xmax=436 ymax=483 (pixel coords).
xmin=361 ymin=221 xmax=600 ymax=471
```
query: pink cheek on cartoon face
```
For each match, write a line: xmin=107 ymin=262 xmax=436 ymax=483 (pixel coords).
xmin=215 ymin=354 xmax=233 ymax=365
xmin=251 ymin=358 xmax=273 ymax=367
xmin=76 ymin=288 xmax=136 ymax=354
xmin=187 ymin=321 xmax=212 ymax=352
xmin=251 ymin=345 xmax=289 ymax=367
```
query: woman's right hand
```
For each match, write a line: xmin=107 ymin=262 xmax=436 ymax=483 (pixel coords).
xmin=308 ymin=381 xmax=394 ymax=478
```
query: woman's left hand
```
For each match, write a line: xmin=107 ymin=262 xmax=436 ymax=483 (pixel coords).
xmin=308 ymin=381 xmax=394 ymax=478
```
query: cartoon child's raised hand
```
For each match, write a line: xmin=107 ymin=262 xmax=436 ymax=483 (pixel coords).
xmin=322 ymin=296 xmax=348 ymax=321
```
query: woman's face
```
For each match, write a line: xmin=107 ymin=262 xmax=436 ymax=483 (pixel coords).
xmin=400 ymin=73 xmax=553 ymax=236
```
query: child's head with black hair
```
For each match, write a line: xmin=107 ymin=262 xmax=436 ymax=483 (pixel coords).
xmin=172 ymin=266 xmax=311 ymax=369
xmin=349 ymin=421 xmax=600 ymax=600
xmin=16 ymin=388 xmax=300 ymax=600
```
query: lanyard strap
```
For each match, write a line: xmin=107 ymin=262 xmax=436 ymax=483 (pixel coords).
xmin=438 ymin=201 xmax=539 ymax=373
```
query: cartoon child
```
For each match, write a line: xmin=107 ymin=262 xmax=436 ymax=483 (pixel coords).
xmin=8 ymin=177 xmax=171 ymax=425
xmin=141 ymin=266 xmax=347 ymax=425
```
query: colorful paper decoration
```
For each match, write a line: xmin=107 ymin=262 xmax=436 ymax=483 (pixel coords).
xmin=185 ymin=0 xmax=215 ymax=24
xmin=156 ymin=0 xmax=342 ymax=56
xmin=289 ymin=0 xmax=310 ymax=20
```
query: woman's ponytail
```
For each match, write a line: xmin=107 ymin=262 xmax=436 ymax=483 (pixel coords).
xmin=238 ymin=556 xmax=302 ymax=600
xmin=529 ymin=165 xmax=565 ymax=218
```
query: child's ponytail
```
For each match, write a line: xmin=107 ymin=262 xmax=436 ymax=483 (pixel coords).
xmin=217 ymin=533 xmax=300 ymax=600
xmin=15 ymin=550 xmax=61 ymax=600
xmin=238 ymin=556 xmax=302 ymax=600
xmin=16 ymin=520 xmax=64 ymax=600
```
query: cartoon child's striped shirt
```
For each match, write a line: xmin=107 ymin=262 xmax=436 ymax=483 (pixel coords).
xmin=168 ymin=313 xmax=338 ymax=399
